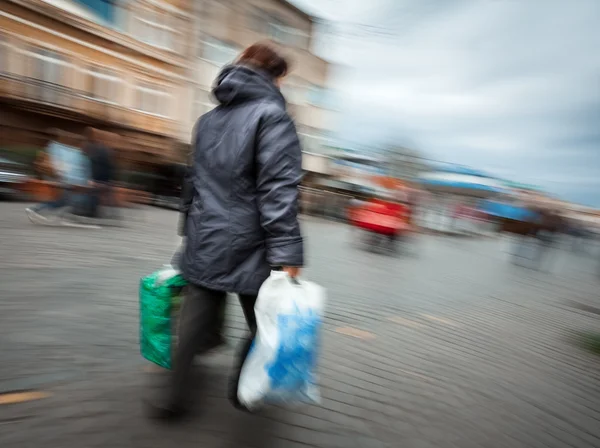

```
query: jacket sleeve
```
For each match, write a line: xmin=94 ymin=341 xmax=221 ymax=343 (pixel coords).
xmin=178 ymin=163 xmax=194 ymax=236
xmin=255 ymin=109 xmax=304 ymax=267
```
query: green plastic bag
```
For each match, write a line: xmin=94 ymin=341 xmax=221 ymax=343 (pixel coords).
xmin=139 ymin=266 xmax=187 ymax=369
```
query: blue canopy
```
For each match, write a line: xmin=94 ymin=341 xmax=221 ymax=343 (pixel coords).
xmin=420 ymin=179 xmax=505 ymax=193
xmin=479 ymin=200 xmax=535 ymax=221
xmin=430 ymin=164 xmax=490 ymax=178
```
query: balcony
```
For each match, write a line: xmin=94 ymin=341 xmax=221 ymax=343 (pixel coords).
xmin=0 ymin=73 xmax=76 ymax=112
xmin=0 ymin=73 xmax=174 ymax=136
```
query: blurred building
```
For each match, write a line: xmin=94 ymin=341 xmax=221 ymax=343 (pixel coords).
xmin=186 ymin=0 xmax=335 ymax=158
xmin=0 ymin=0 xmax=193 ymax=166
xmin=385 ymin=146 xmax=428 ymax=181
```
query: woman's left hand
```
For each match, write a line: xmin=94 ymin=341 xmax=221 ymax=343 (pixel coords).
xmin=282 ymin=266 xmax=301 ymax=278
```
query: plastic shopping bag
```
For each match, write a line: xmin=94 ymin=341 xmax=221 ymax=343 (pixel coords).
xmin=139 ymin=266 xmax=187 ymax=369
xmin=238 ymin=271 xmax=326 ymax=410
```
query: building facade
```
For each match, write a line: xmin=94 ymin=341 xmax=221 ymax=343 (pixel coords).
xmin=1 ymin=0 xmax=335 ymax=173
xmin=0 ymin=0 xmax=193 ymax=167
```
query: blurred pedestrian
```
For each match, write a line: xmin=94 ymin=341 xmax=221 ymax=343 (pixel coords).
xmin=531 ymin=208 xmax=564 ymax=270
xmin=26 ymin=130 xmax=91 ymax=224
xmin=33 ymin=136 xmax=57 ymax=181
xmin=147 ymin=41 xmax=304 ymax=419
xmin=84 ymin=128 xmax=117 ymax=220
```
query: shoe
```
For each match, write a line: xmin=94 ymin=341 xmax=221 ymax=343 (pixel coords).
xmin=144 ymin=398 xmax=188 ymax=421
xmin=26 ymin=208 xmax=48 ymax=224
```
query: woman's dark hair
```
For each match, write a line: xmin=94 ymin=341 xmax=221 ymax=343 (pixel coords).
xmin=237 ymin=41 xmax=290 ymax=79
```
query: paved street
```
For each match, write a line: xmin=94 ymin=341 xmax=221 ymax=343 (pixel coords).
xmin=1 ymin=202 xmax=600 ymax=448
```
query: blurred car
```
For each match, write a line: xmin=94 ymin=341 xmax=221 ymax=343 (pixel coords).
xmin=0 ymin=156 xmax=29 ymax=199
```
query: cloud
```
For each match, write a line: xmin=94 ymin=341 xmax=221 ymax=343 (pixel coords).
xmin=294 ymin=0 xmax=600 ymax=206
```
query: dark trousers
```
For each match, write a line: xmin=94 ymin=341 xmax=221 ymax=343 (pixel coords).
xmin=90 ymin=183 xmax=118 ymax=218
xmin=170 ymin=283 xmax=257 ymax=408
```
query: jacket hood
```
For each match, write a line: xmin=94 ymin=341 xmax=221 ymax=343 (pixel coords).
xmin=212 ymin=65 xmax=285 ymax=107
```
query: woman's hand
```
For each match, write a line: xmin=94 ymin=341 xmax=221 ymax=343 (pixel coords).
xmin=282 ymin=266 xmax=301 ymax=278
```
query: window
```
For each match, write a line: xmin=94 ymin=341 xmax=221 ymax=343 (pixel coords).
xmin=135 ymin=82 xmax=170 ymax=116
xmin=267 ymin=18 xmax=308 ymax=48
xmin=272 ymin=23 xmax=309 ymax=48
xmin=31 ymin=49 xmax=64 ymax=84
xmin=288 ymin=30 xmax=309 ymax=49
xmin=250 ymin=8 xmax=309 ymax=49
xmin=29 ymin=48 xmax=67 ymax=104
xmin=268 ymin=20 xmax=284 ymax=42
xmin=299 ymin=130 xmax=331 ymax=154
xmin=307 ymin=84 xmax=327 ymax=107
xmin=251 ymin=11 xmax=267 ymax=33
xmin=281 ymin=83 xmax=304 ymax=105
xmin=0 ymin=36 xmax=6 ymax=74
xmin=135 ymin=8 xmax=176 ymax=50
xmin=86 ymin=67 xmax=120 ymax=103
xmin=200 ymin=37 xmax=240 ymax=67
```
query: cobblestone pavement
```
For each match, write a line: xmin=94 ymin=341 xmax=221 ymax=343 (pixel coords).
xmin=1 ymin=202 xmax=600 ymax=448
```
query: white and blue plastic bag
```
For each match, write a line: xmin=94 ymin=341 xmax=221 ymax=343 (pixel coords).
xmin=238 ymin=271 xmax=326 ymax=410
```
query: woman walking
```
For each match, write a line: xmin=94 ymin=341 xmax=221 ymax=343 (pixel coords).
xmin=149 ymin=42 xmax=304 ymax=419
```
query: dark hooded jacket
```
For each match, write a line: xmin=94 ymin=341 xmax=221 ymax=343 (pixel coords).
xmin=180 ymin=65 xmax=304 ymax=295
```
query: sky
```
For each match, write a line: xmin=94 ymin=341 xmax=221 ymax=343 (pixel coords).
xmin=292 ymin=0 xmax=600 ymax=206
